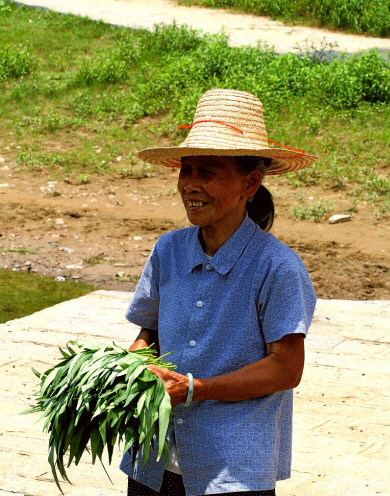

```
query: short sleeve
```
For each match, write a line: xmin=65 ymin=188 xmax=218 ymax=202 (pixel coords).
xmin=257 ymin=255 xmax=316 ymax=343
xmin=125 ymin=244 xmax=160 ymax=330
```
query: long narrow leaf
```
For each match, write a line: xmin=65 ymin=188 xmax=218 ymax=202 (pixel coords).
xmin=157 ymin=391 xmax=172 ymax=461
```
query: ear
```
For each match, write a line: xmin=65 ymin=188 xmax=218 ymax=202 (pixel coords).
xmin=241 ymin=169 xmax=262 ymax=199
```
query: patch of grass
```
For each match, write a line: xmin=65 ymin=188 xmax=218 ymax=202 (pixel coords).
xmin=6 ymin=248 xmax=37 ymax=254
xmin=83 ymin=254 xmax=108 ymax=265
xmin=115 ymin=273 xmax=141 ymax=283
xmin=0 ymin=269 xmax=95 ymax=323
xmin=175 ymin=0 xmax=390 ymax=38
xmin=291 ymin=199 xmax=334 ymax=222
xmin=78 ymin=173 xmax=90 ymax=184
xmin=0 ymin=4 xmax=389 ymax=215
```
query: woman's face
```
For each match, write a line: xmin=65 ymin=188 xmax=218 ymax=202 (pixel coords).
xmin=177 ymin=156 xmax=253 ymax=230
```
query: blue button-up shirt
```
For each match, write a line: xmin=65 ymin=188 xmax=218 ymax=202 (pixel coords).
xmin=120 ymin=214 xmax=316 ymax=495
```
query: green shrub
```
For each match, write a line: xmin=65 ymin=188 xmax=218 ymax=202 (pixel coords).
xmin=74 ymin=56 xmax=131 ymax=85
xmin=0 ymin=45 xmax=35 ymax=81
xmin=139 ymin=21 xmax=203 ymax=54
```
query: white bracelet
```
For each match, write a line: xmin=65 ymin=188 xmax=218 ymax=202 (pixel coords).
xmin=184 ymin=373 xmax=194 ymax=407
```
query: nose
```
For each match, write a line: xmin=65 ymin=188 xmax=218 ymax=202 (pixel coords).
xmin=182 ymin=170 xmax=201 ymax=193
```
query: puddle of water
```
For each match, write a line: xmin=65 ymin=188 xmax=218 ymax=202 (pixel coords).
xmin=0 ymin=269 xmax=98 ymax=323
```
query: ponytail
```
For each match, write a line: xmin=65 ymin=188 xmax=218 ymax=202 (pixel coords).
xmin=231 ymin=156 xmax=275 ymax=232
xmin=246 ymin=184 xmax=274 ymax=232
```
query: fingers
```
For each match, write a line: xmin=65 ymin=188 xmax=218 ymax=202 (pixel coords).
xmin=146 ymin=365 xmax=189 ymax=407
xmin=146 ymin=364 xmax=166 ymax=379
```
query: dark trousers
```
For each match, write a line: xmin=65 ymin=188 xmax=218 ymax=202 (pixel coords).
xmin=128 ymin=470 xmax=276 ymax=496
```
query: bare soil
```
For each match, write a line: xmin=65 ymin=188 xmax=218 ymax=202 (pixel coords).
xmin=1 ymin=162 xmax=389 ymax=300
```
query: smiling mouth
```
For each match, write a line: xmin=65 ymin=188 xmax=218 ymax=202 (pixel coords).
xmin=187 ymin=201 xmax=208 ymax=208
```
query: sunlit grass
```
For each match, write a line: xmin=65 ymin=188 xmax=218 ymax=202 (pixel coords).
xmin=175 ymin=0 xmax=390 ymax=37
xmin=0 ymin=269 xmax=96 ymax=323
xmin=0 ymin=2 xmax=389 ymax=213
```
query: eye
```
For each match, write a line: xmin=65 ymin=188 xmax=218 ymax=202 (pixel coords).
xmin=199 ymin=167 xmax=214 ymax=176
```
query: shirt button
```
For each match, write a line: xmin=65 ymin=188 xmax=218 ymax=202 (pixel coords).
xmin=205 ymin=264 xmax=213 ymax=271
xmin=189 ymin=340 xmax=196 ymax=347
xmin=176 ymin=418 xmax=184 ymax=425
xmin=196 ymin=300 xmax=204 ymax=308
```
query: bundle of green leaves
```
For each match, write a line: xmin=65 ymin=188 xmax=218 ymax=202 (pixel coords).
xmin=23 ymin=341 xmax=174 ymax=493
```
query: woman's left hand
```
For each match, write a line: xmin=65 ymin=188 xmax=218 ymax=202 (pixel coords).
xmin=147 ymin=364 xmax=189 ymax=407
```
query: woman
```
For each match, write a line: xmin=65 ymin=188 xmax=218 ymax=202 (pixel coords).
xmin=120 ymin=89 xmax=318 ymax=496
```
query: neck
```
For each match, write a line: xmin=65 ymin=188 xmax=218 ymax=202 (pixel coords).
xmin=200 ymin=211 xmax=246 ymax=256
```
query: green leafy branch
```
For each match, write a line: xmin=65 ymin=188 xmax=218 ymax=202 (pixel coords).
xmin=22 ymin=341 xmax=175 ymax=494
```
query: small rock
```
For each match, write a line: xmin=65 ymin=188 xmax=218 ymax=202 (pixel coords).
xmin=48 ymin=191 xmax=61 ymax=197
xmin=55 ymin=276 xmax=66 ymax=282
xmin=114 ymin=263 xmax=127 ymax=267
xmin=58 ymin=246 xmax=74 ymax=253
xmin=116 ymin=272 xmax=125 ymax=278
xmin=133 ymin=236 xmax=143 ymax=241
xmin=25 ymin=261 xmax=32 ymax=266
xmin=64 ymin=178 xmax=72 ymax=184
xmin=0 ymin=156 xmax=5 ymax=163
xmin=66 ymin=264 xmax=83 ymax=270
xmin=329 ymin=214 xmax=352 ymax=225
xmin=0 ymin=183 xmax=10 ymax=188
xmin=55 ymin=218 xmax=64 ymax=225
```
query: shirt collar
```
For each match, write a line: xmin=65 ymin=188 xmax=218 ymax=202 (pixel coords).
xmin=187 ymin=213 xmax=258 ymax=275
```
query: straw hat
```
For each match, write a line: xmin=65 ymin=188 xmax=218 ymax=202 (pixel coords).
xmin=138 ymin=89 xmax=318 ymax=175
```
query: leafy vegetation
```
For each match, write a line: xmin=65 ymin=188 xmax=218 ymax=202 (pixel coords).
xmin=0 ymin=45 xmax=35 ymax=81
xmin=176 ymin=0 xmax=390 ymax=38
xmin=0 ymin=2 xmax=389 ymax=217
xmin=291 ymin=199 xmax=334 ymax=222
xmin=23 ymin=341 xmax=174 ymax=493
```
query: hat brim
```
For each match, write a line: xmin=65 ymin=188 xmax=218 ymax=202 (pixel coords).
xmin=138 ymin=146 xmax=318 ymax=175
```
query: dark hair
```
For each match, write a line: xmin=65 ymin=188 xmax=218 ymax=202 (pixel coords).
xmin=231 ymin=156 xmax=274 ymax=232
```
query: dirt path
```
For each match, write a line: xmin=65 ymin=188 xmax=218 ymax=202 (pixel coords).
xmin=16 ymin=0 xmax=390 ymax=55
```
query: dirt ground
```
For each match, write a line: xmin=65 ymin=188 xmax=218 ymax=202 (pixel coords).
xmin=1 ymin=160 xmax=389 ymax=301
